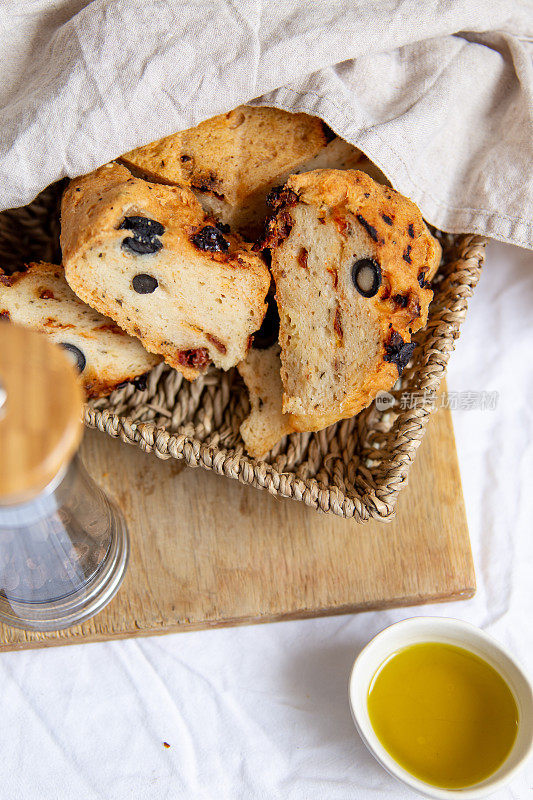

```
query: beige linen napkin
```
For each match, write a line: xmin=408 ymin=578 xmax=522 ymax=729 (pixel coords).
xmin=0 ymin=0 xmax=532 ymax=247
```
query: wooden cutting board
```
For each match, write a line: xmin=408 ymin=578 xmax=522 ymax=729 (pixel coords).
xmin=0 ymin=399 xmax=475 ymax=650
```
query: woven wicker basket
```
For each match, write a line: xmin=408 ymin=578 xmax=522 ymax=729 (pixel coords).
xmin=0 ymin=180 xmax=486 ymax=521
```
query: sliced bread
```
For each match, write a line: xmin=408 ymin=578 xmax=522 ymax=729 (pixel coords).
xmin=0 ymin=262 xmax=160 ymax=397
xmin=238 ymin=344 xmax=294 ymax=459
xmin=60 ymin=162 xmax=270 ymax=380
xmin=264 ymin=169 xmax=441 ymax=431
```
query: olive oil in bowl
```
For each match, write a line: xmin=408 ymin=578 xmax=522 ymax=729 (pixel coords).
xmin=367 ymin=642 xmax=519 ymax=789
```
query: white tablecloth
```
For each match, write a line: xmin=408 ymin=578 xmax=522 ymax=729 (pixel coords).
xmin=1 ymin=241 xmax=531 ymax=800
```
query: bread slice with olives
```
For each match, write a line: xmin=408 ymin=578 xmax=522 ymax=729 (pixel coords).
xmin=0 ymin=262 xmax=161 ymax=398
xmin=264 ymin=169 xmax=441 ymax=431
xmin=60 ymin=162 xmax=271 ymax=380
xmin=120 ymin=106 xmax=361 ymax=239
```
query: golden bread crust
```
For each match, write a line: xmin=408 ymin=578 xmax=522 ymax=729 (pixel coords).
xmin=120 ymin=106 xmax=330 ymax=209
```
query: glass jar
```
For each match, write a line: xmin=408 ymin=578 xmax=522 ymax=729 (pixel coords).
xmin=0 ymin=324 xmax=129 ymax=630
xmin=0 ymin=455 xmax=129 ymax=630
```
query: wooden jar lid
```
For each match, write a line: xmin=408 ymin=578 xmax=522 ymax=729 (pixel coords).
xmin=0 ymin=324 xmax=83 ymax=505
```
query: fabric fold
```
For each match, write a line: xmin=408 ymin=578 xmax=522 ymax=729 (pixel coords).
xmin=0 ymin=1 xmax=531 ymax=248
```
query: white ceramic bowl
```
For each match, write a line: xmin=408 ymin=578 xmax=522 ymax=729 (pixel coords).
xmin=349 ymin=617 xmax=533 ymax=799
